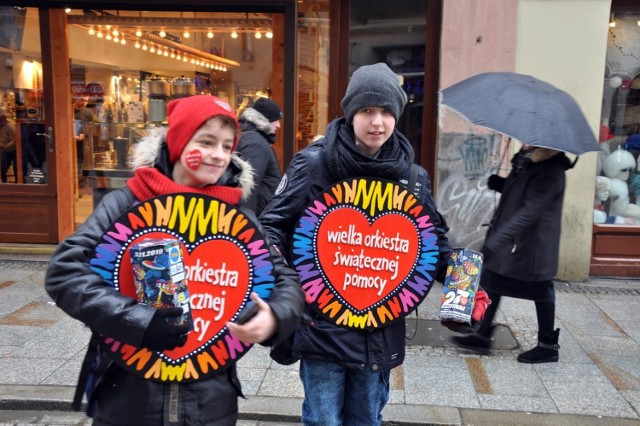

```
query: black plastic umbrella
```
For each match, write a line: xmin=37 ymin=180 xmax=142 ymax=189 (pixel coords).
xmin=440 ymin=72 xmax=600 ymax=155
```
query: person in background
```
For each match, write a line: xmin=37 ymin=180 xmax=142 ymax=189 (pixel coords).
xmin=450 ymin=144 xmax=572 ymax=363
xmin=0 ymin=107 xmax=16 ymax=183
xmin=259 ymin=63 xmax=459 ymax=426
xmin=45 ymin=95 xmax=304 ymax=425
xmin=73 ymin=95 xmax=94 ymax=184
xmin=236 ymin=97 xmax=283 ymax=215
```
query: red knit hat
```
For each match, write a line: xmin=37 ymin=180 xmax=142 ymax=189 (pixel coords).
xmin=166 ymin=95 xmax=240 ymax=163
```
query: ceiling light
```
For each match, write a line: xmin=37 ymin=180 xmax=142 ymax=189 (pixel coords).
xmin=105 ymin=33 xmax=112 ymax=41
xmin=170 ymin=51 xmax=176 ymax=58
xmin=207 ymin=30 xmax=214 ymax=39
xmin=120 ymin=37 xmax=126 ymax=45
xmin=96 ymin=27 xmax=104 ymax=38
xmin=142 ymin=43 xmax=148 ymax=51
xmin=113 ymin=35 xmax=119 ymax=43
xmin=88 ymin=26 xmax=95 ymax=36
xmin=183 ymin=30 xmax=191 ymax=39
xmin=159 ymin=29 xmax=166 ymax=38
xmin=266 ymin=30 xmax=273 ymax=39
xmin=135 ymin=28 xmax=142 ymax=37
xmin=231 ymin=30 xmax=238 ymax=39
xmin=135 ymin=41 xmax=141 ymax=49
xmin=65 ymin=8 xmax=71 ymax=13
xmin=149 ymin=45 xmax=155 ymax=53
xmin=112 ymin=28 xmax=119 ymax=37
xmin=255 ymin=30 xmax=262 ymax=39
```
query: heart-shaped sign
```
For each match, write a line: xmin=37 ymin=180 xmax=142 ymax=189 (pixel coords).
xmin=316 ymin=208 xmax=419 ymax=311
xmin=291 ymin=177 xmax=440 ymax=330
xmin=90 ymin=193 xmax=275 ymax=382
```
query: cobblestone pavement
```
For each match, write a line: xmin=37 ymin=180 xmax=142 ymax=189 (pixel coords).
xmin=0 ymin=258 xmax=639 ymax=425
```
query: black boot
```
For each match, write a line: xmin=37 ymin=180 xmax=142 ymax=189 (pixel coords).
xmin=517 ymin=328 xmax=560 ymax=364
xmin=450 ymin=327 xmax=493 ymax=355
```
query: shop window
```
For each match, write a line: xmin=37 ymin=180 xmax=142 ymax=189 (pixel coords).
xmin=597 ymin=11 xmax=640 ymax=225
xmin=0 ymin=6 xmax=47 ymax=186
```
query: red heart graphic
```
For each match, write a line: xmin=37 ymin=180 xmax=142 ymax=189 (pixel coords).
xmin=185 ymin=149 xmax=202 ymax=170
xmin=118 ymin=231 xmax=250 ymax=360
xmin=316 ymin=209 xmax=419 ymax=311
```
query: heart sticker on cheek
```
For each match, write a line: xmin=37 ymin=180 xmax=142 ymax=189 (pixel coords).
xmin=185 ymin=149 xmax=203 ymax=170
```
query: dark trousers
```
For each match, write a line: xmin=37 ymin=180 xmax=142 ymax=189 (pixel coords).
xmin=1 ymin=151 xmax=17 ymax=183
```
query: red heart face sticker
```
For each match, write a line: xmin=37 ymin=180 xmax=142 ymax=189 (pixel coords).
xmin=316 ymin=208 xmax=419 ymax=311
xmin=185 ymin=149 xmax=203 ymax=170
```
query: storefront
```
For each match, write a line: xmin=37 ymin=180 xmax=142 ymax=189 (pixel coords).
xmin=1 ymin=1 xmax=636 ymax=279
xmin=591 ymin=0 xmax=640 ymax=276
xmin=0 ymin=0 xmax=438 ymax=244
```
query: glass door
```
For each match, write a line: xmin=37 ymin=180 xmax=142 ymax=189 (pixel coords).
xmin=0 ymin=6 xmax=61 ymax=243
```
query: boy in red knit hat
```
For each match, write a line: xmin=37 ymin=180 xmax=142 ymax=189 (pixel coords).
xmin=45 ymin=95 xmax=304 ymax=424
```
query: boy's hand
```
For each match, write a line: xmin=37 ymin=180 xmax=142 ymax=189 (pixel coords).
xmin=227 ymin=292 xmax=276 ymax=344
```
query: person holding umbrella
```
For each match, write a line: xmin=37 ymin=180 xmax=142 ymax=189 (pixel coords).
xmin=450 ymin=143 xmax=572 ymax=362
xmin=440 ymin=72 xmax=600 ymax=363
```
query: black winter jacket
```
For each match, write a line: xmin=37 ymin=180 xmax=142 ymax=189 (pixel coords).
xmin=45 ymin=130 xmax=304 ymax=425
xmin=236 ymin=108 xmax=282 ymax=216
xmin=482 ymin=148 xmax=572 ymax=282
xmin=259 ymin=119 xmax=451 ymax=372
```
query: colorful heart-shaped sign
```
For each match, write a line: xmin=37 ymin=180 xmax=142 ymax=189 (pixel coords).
xmin=291 ymin=177 xmax=440 ymax=330
xmin=316 ymin=208 xmax=419 ymax=311
xmin=90 ymin=193 xmax=276 ymax=382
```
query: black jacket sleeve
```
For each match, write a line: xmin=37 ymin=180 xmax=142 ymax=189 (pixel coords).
xmin=45 ymin=189 xmax=157 ymax=347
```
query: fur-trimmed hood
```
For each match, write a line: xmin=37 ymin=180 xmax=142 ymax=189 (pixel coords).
xmin=129 ymin=127 xmax=255 ymax=201
xmin=239 ymin=107 xmax=275 ymax=137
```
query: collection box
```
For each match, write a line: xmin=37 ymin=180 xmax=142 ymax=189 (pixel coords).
xmin=129 ymin=238 xmax=192 ymax=326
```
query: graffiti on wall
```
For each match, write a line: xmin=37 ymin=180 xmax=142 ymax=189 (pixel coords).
xmin=437 ymin=133 xmax=502 ymax=250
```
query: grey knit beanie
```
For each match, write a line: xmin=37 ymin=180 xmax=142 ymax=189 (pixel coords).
xmin=341 ymin=63 xmax=408 ymax=124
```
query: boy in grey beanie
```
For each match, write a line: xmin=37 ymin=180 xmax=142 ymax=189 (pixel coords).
xmin=341 ymin=62 xmax=408 ymax=124
xmin=260 ymin=62 xmax=453 ymax=426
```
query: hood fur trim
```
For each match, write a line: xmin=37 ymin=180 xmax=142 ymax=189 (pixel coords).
xmin=129 ymin=126 xmax=255 ymax=201
xmin=530 ymin=147 xmax=561 ymax=163
xmin=239 ymin=108 xmax=274 ymax=135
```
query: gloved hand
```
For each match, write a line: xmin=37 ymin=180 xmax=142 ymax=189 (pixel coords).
xmin=141 ymin=307 xmax=191 ymax=351
xmin=471 ymin=290 xmax=490 ymax=322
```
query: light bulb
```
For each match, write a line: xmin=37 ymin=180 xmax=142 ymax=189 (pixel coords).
xmin=159 ymin=29 xmax=166 ymax=37
xmin=231 ymin=31 xmax=238 ymax=39
xmin=176 ymin=53 xmax=181 ymax=60
xmin=266 ymin=31 xmax=273 ymax=39
xmin=183 ymin=30 xmax=191 ymax=39
xmin=135 ymin=41 xmax=141 ymax=49
xmin=97 ymin=31 xmax=104 ymax=39
xmin=207 ymin=30 xmax=214 ymax=39
xmin=88 ymin=27 xmax=95 ymax=36
xmin=135 ymin=29 xmax=142 ymax=37
xmin=113 ymin=36 xmax=119 ymax=43
xmin=255 ymin=30 xmax=262 ymax=39
xmin=105 ymin=33 xmax=112 ymax=41
xmin=149 ymin=45 xmax=155 ymax=53
xmin=163 ymin=50 xmax=169 ymax=56
xmin=142 ymin=44 xmax=148 ymax=51
xmin=112 ymin=28 xmax=119 ymax=37
xmin=65 ymin=8 xmax=71 ymax=13
xmin=170 ymin=51 xmax=176 ymax=58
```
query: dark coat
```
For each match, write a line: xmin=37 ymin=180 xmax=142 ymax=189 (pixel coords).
xmin=45 ymin=130 xmax=304 ymax=425
xmin=259 ymin=120 xmax=451 ymax=372
xmin=236 ymin=108 xmax=282 ymax=216
xmin=482 ymin=148 xmax=573 ymax=283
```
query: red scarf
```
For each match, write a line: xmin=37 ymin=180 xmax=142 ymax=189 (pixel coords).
xmin=126 ymin=168 xmax=242 ymax=205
